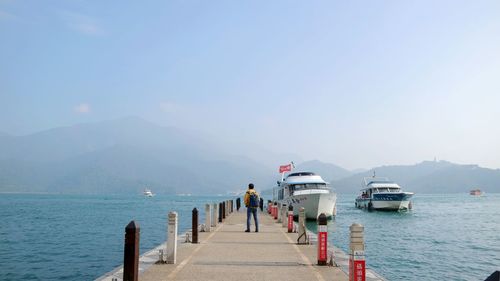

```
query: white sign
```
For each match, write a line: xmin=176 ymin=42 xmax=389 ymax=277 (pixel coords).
xmin=353 ymin=250 xmax=365 ymax=260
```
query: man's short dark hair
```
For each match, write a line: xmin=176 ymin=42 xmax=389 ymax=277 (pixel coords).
xmin=249 ymin=183 xmax=254 ymax=189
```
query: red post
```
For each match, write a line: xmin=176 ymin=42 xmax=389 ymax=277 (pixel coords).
xmin=317 ymin=213 xmax=328 ymax=265
xmin=287 ymin=205 xmax=294 ymax=233
xmin=350 ymin=258 xmax=366 ymax=281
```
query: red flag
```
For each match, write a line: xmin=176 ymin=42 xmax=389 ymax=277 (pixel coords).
xmin=279 ymin=164 xmax=292 ymax=173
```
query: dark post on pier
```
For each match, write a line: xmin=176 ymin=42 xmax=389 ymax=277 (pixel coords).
xmin=123 ymin=221 xmax=140 ymax=281
xmin=236 ymin=197 xmax=241 ymax=211
xmin=259 ymin=197 xmax=264 ymax=212
xmin=218 ymin=202 xmax=223 ymax=222
xmin=192 ymin=208 xmax=198 ymax=244
xmin=222 ymin=202 xmax=226 ymax=219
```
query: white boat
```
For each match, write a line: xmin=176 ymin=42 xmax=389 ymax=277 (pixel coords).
xmin=355 ymin=176 xmax=413 ymax=211
xmin=470 ymin=189 xmax=483 ymax=196
xmin=274 ymin=172 xmax=337 ymax=219
xmin=143 ymin=188 xmax=154 ymax=197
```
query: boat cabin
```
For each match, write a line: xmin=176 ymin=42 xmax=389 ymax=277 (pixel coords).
xmin=275 ymin=172 xmax=330 ymax=200
xmin=361 ymin=177 xmax=402 ymax=198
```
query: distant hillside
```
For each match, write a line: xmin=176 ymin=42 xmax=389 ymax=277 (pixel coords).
xmin=2 ymin=118 xmax=499 ymax=195
xmin=333 ymin=161 xmax=500 ymax=194
xmin=0 ymin=117 xmax=276 ymax=194
xmin=294 ymin=160 xmax=353 ymax=182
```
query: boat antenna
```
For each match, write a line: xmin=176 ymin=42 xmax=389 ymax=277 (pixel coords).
xmin=372 ymin=170 xmax=376 ymax=178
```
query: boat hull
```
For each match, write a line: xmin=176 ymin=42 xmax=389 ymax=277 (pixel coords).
xmin=282 ymin=192 xmax=337 ymax=219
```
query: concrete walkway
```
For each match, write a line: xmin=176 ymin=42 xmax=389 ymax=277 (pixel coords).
xmin=141 ymin=209 xmax=349 ymax=281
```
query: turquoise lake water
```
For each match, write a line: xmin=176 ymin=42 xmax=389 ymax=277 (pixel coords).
xmin=1 ymin=193 xmax=499 ymax=280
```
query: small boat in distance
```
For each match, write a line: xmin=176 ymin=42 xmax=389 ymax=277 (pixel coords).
xmin=143 ymin=188 xmax=155 ymax=197
xmin=355 ymin=175 xmax=414 ymax=211
xmin=470 ymin=189 xmax=483 ymax=196
xmin=274 ymin=171 xmax=337 ymax=219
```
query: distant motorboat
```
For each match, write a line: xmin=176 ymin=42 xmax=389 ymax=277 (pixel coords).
xmin=470 ymin=189 xmax=483 ymax=196
xmin=355 ymin=175 xmax=414 ymax=211
xmin=143 ymin=188 xmax=155 ymax=197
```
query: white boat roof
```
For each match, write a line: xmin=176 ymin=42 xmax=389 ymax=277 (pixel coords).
xmin=284 ymin=172 xmax=328 ymax=184
xmin=362 ymin=176 xmax=401 ymax=190
xmin=369 ymin=183 xmax=401 ymax=188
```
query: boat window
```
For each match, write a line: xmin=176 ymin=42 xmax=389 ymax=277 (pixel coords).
xmin=309 ymin=183 xmax=328 ymax=189
xmin=290 ymin=183 xmax=329 ymax=190
xmin=294 ymin=184 xmax=305 ymax=190
xmin=287 ymin=172 xmax=315 ymax=177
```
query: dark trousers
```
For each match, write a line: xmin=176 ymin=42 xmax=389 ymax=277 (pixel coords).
xmin=246 ymin=207 xmax=259 ymax=231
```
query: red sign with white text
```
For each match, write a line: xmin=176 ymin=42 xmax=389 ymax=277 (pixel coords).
xmin=349 ymin=259 xmax=365 ymax=281
xmin=317 ymin=231 xmax=327 ymax=262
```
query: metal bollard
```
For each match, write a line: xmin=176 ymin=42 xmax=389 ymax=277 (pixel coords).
xmin=219 ymin=202 xmax=223 ymax=223
xmin=166 ymin=212 xmax=178 ymax=264
xmin=297 ymin=207 xmax=308 ymax=244
xmin=277 ymin=203 xmax=282 ymax=223
xmin=192 ymin=208 xmax=198 ymax=243
xmin=317 ymin=213 xmax=328 ymax=265
xmin=273 ymin=202 xmax=278 ymax=220
xmin=205 ymin=204 xmax=211 ymax=232
xmin=123 ymin=221 xmax=140 ymax=281
xmin=236 ymin=197 xmax=241 ymax=211
xmin=349 ymin=223 xmax=366 ymax=281
xmin=288 ymin=205 xmax=294 ymax=233
xmin=212 ymin=203 xmax=218 ymax=227
xmin=281 ymin=204 xmax=288 ymax=227
xmin=222 ymin=201 xmax=226 ymax=220
xmin=259 ymin=197 xmax=264 ymax=212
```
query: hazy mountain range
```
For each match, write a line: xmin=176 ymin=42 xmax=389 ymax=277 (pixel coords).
xmin=1 ymin=117 xmax=499 ymax=195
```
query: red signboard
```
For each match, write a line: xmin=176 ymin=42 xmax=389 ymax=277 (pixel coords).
xmin=317 ymin=231 xmax=327 ymax=262
xmin=287 ymin=212 xmax=293 ymax=232
xmin=349 ymin=258 xmax=365 ymax=281
xmin=279 ymin=164 xmax=292 ymax=173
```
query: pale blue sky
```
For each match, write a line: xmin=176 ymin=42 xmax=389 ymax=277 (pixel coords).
xmin=1 ymin=1 xmax=500 ymax=169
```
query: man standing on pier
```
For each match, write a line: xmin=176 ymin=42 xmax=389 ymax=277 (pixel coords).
xmin=244 ymin=183 xmax=259 ymax=232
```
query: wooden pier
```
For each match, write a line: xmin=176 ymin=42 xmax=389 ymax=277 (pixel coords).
xmin=140 ymin=209 xmax=348 ymax=281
